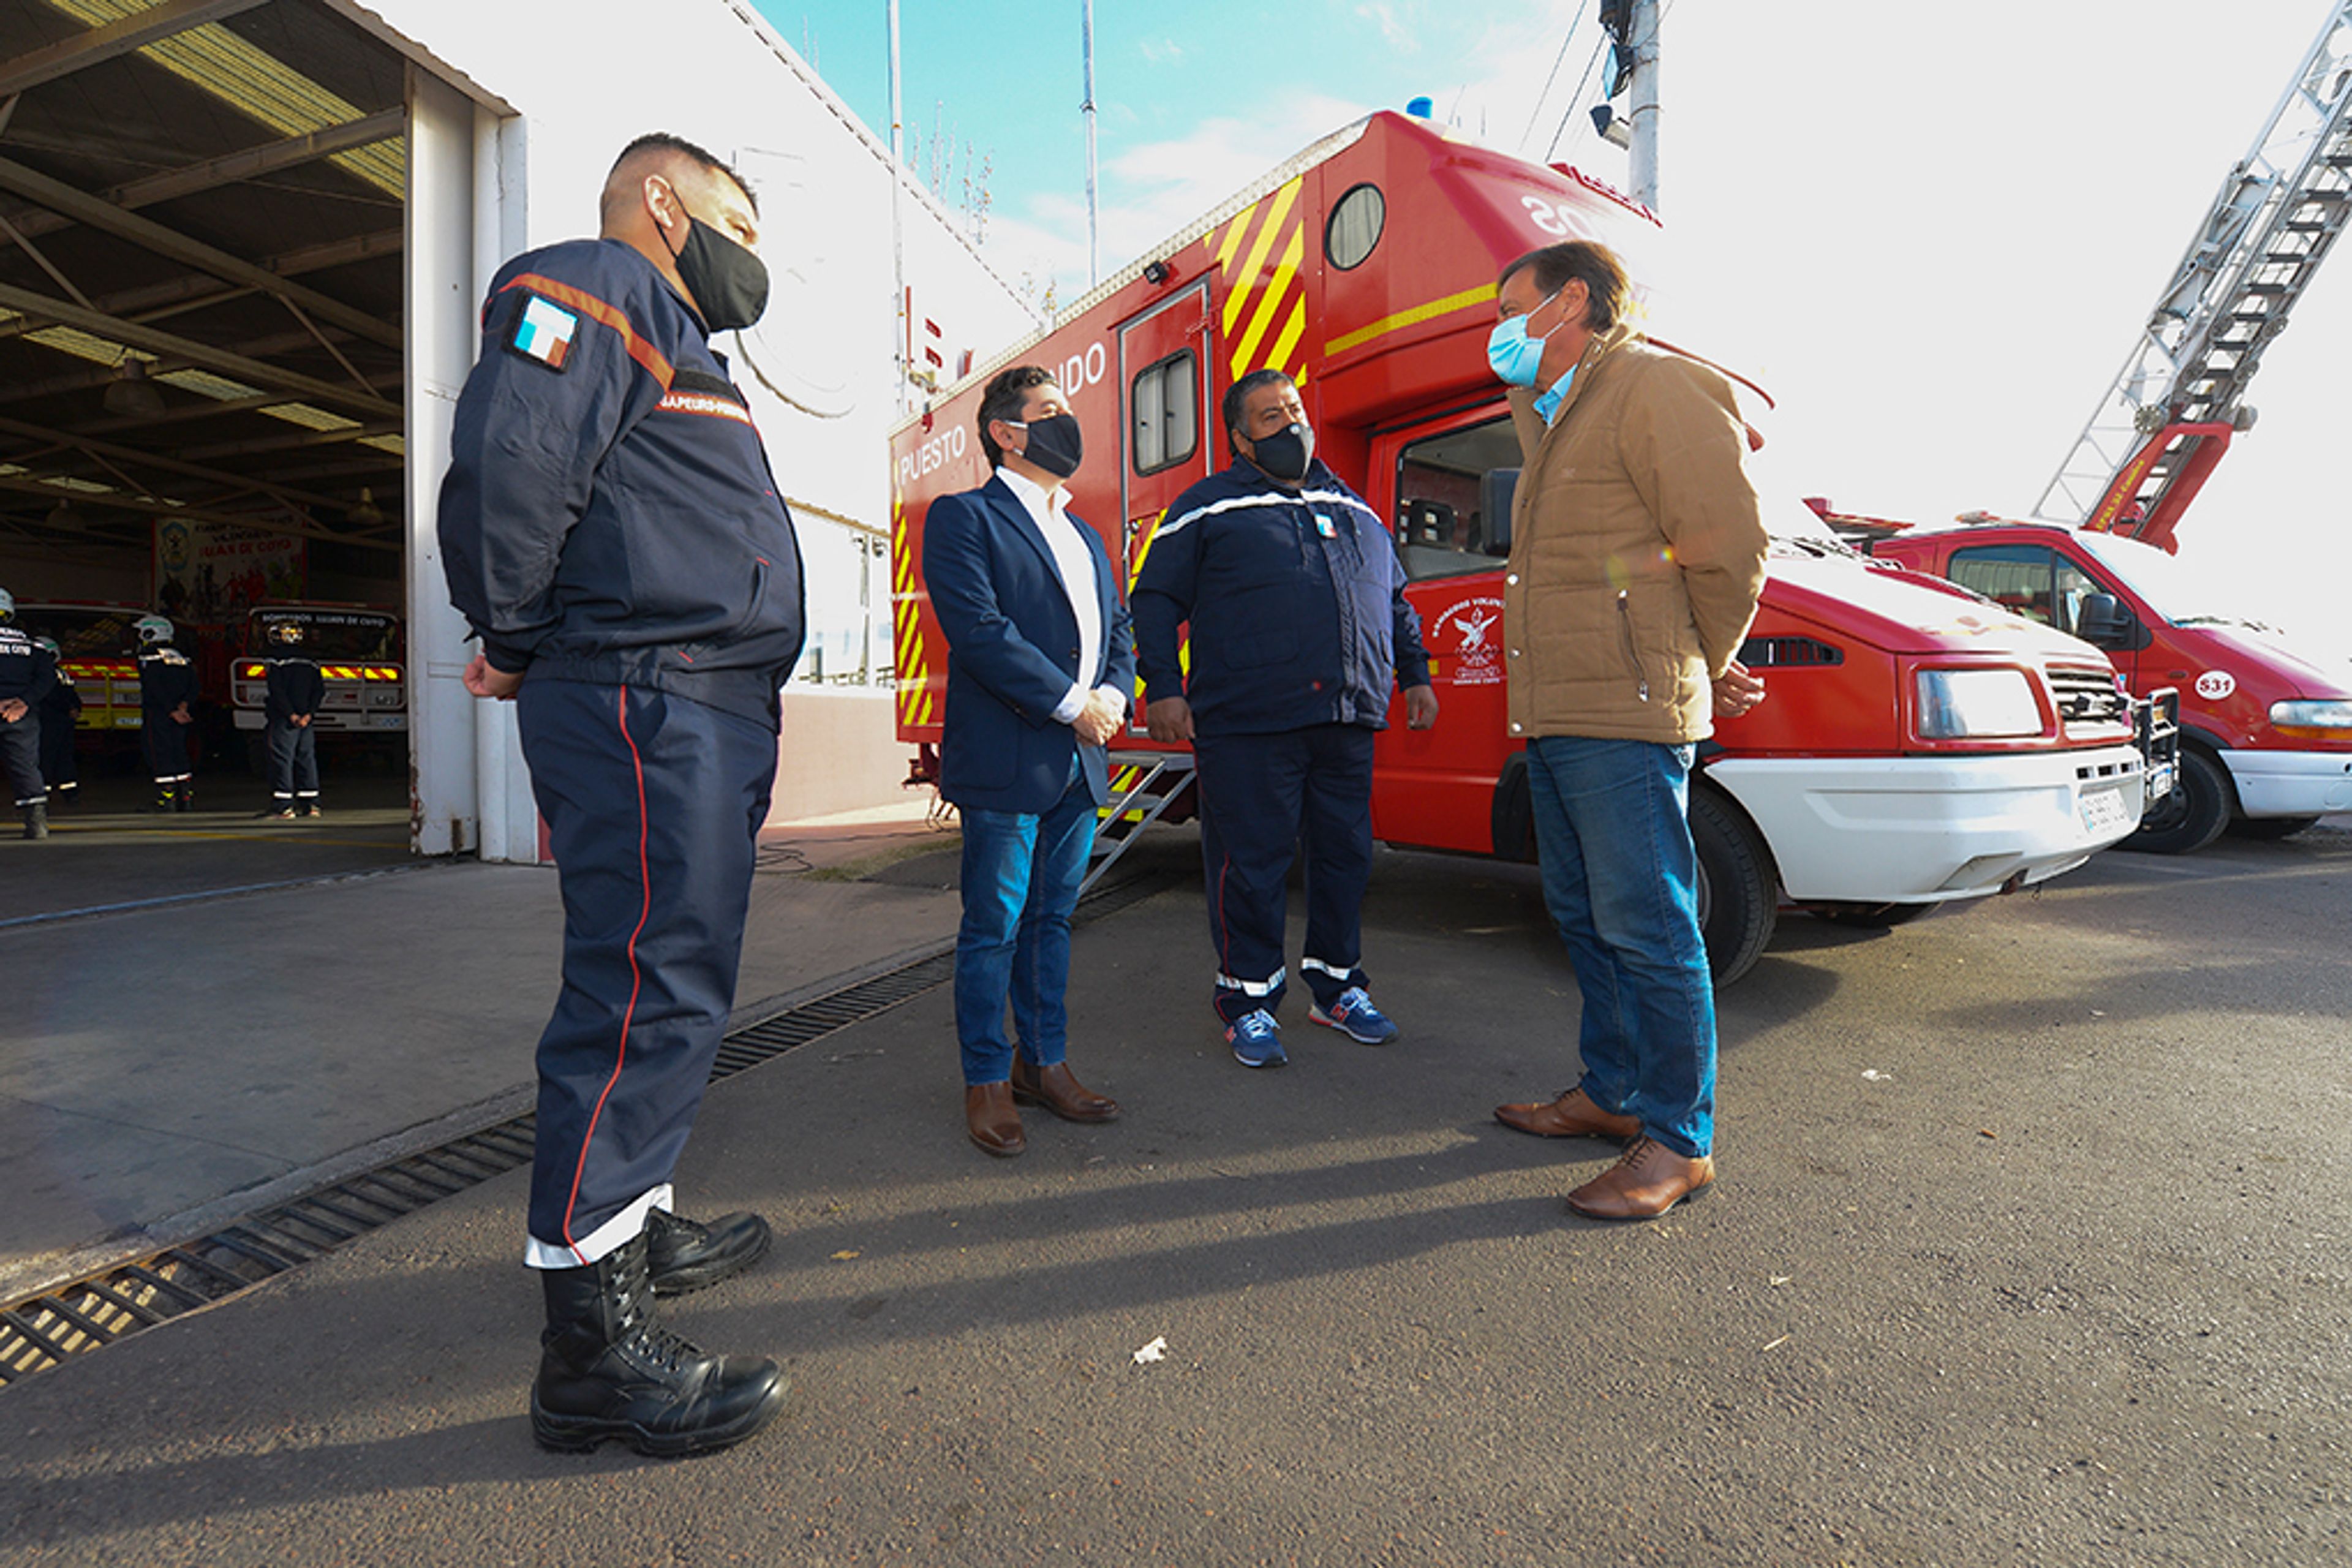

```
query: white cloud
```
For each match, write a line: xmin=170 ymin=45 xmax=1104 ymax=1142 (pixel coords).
xmin=1355 ymin=2 xmax=1419 ymax=55
xmin=1139 ymin=37 xmax=1185 ymax=66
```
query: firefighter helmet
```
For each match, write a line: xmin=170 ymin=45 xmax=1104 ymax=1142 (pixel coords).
xmin=135 ymin=614 xmax=175 ymax=647
xmin=267 ymin=619 xmax=305 ymax=647
xmin=0 ymin=587 xmax=13 ymax=622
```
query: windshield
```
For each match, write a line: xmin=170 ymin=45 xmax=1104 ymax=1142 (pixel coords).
xmin=2073 ymin=530 xmax=2281 ymax=628
xmin=12 ymin=605 xmax=142 ymax=659
xmin=245 ymin=611 xmax=399 ymax=661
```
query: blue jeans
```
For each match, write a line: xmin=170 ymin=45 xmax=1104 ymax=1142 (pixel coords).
xmin=1525 ymin=736 xmax=1717 ymax=1159
xmin=954 ymin=757 xmax=1098 ymax=1085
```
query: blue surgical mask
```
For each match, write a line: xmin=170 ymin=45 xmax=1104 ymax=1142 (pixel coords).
xmin=1486 ymin=287 xmax=1565 ymax=387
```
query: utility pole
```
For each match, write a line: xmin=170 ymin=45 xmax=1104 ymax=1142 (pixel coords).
xmin=1082 ymin=0 xmax=1100 ymax=288
xmin=1627 ymin=0 xmax=1659 ymax=210
xmin=887 ymin=0 xmax=907 ymax=409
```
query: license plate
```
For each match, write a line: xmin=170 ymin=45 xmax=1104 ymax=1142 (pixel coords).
xmin=2081 ymin=788 xmax=2131 ymax=833
xmin=2145 ymin=762 xmax=2174 ymax=802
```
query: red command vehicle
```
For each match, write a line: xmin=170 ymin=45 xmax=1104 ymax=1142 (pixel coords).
xmin=1864 ymin=517 xmax=2352 ymax=852
xmin=888 ymin=111 xmax=2158 ymax=982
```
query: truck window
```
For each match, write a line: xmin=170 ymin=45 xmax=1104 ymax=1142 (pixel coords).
xmin=1131 ymin=350 xmax=1198 ymax=475
xmin=1949 ymin=545 xmax=2100 ymax=633
xmin=1951 ymin=544 xmax=2057 ymax=627
xmin=1395 ymin=415 xmax=1521 ymax=581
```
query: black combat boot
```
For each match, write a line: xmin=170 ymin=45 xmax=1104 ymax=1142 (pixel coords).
xmin=151 ymin=785 xmax=175 ymax=812
xmin=530 ymin=1230 xmax=788 ymax=1457
xmin=173 ymin=783 xmax=194 ymax=812
xmin=20 ymin=802 xmax=46 ymax=840
xmin=646 ymin=1207 xmax=773 ymax=1297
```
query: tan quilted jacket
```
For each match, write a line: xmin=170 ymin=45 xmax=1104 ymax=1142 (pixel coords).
xmin=1501 ymin=323 xmax=1768 ymax=745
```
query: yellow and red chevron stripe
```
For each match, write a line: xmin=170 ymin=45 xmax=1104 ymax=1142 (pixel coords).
xmin=1207 ymin=176 xmax=1312 ymax=385
xmin=891 ymin=488 xmax=938 ymax=731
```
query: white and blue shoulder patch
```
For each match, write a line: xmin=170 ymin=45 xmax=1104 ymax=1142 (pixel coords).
xmin=507 ymin=293 xmax=579 ymax=371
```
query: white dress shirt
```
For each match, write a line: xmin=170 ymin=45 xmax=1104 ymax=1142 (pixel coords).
xmin=995 ymin=466 xmax=1126 ymax=726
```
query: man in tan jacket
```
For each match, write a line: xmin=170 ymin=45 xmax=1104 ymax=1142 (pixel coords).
xmin=1485 ymin=239 xmax=1769 ymax=1220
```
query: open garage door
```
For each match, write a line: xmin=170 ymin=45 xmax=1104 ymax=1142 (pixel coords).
xmin=0 ymin=0 xmax=506 ymax=881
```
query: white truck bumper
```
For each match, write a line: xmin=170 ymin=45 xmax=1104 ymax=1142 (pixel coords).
xmin=2218 ymin=748 xmax=2352 ymax=818
xmin=1705 ymin=744 xmax=2147 ymax=904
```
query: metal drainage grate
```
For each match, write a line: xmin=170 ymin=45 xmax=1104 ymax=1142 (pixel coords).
xmin=0 ymin=867 xmax=1174 ymax=1389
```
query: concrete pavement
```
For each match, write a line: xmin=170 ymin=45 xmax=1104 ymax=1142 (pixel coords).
xmin=2 ymin=818 xmax=2348 ymax=1564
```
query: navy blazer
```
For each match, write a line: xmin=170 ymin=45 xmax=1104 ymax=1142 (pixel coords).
xmin=922 ymin=473 xmax=1137 ymax=815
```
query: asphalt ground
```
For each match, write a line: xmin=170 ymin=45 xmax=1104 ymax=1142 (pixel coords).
xmin=0 ymin=793 xmax=964 ymax=1299
xmin=2 ymin=816 xmax=2347 ymax=1565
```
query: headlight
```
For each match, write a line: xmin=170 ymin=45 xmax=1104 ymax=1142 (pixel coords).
xmin=2270 ymin=699 xmax=2352 ymax=731
xmin=1915 ymin=668 xmax=2044 ymax=739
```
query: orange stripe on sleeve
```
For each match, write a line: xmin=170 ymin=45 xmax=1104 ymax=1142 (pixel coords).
xmin=499 ymin=273 xmax=676 ymax=389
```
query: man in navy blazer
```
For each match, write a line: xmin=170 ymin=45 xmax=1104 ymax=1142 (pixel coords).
xmin=922 ymin=364 xmax=1136 ymax=1156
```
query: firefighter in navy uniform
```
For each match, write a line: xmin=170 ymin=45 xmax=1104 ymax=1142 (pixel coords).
xmin=1133 ymin=370 xmax=1439 ymax=1066
xmin=0 ymin=589 xmax=56 ymax=839
xmin=260 ymin=619 xmax=324 ymax=818
xmin=135 ymin=615 xmax=198 ymax=811
xmin=439 ymin=134 xmax=805 ymax=1458
xmin=34 ymin=637 xmax=80 ymax=806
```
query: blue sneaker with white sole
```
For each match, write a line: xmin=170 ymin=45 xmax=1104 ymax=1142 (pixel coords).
xmin=1309 ymin=986 xmax=1398 ymax=1044
xmin=1226 ymin=1009 xmax=1287 ymax=1068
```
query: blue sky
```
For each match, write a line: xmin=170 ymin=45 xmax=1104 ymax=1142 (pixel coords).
xmin=751 ymin=2 xmax=2351 ymax=639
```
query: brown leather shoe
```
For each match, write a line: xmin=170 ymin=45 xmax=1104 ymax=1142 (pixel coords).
xmin=965 ymin=1082 xmax=1025 ymax=1157
xmin=1493 ymin=1087 xmax=1639 ymax=1142
xmin=1009 ymin=1057 xmax=1121 ymax=1123
xmin=1565 ymin=1137 xmax=1715 ymax=1220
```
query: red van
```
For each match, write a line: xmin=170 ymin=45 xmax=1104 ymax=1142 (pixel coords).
xmin=1867 ymin=518 xmax=2352 ymax=851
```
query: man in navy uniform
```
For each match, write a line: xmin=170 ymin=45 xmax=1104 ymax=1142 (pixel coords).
xmin=0 ymin=589 xmax=56 ymax=839
xmin=439 ymin=133 xmax=804 ymax=1457
xmin=259 ymin=618 xmax=324 ymax=818
xmin=1134 ymin=370 xmax=1438 ymax=1068
xmin=34 ymin=636 xmax=80 ymax=807
xmin=134 ymin=614 xmax=197 ymax=812
xmin=923 ymin=365 xmax=1134 ymax=1157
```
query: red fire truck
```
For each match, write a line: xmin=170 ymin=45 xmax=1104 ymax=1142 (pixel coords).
xmin=888 ymin=111 xmax=2162 ymax=983
xmin=228 ymin=601 xmax=407 ymax=752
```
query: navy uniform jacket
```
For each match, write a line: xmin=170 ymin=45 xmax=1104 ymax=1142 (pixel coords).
xmin=137 ymin=646 xmax=196 ymax=720
xmin=264 ymin=655 xmax=325 ymax=723
xmin=0 ymin=626 xmax=56 ymax=707
xmin=1132 ymin=458 xmax=1430 ymax=739
xmin=438 ymin=239 xmax=805 ymax=728
xmin=922 ymin=474 xmax=1136 ymax=816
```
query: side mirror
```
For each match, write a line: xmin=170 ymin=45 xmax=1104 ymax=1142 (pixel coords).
xmin=2076 ymin=592 xmax=2137 ymax=649
xmin=1479 ymin=467 xmax=1520 ymax=556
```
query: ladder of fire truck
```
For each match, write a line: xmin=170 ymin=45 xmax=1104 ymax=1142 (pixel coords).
xmin=1078 ymin=750 xmax=1196 ymax=895
xmin=2033 ymin=2 xmax=2352 ymax=552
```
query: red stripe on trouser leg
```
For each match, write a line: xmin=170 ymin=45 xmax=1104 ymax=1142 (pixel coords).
xmin=557 ymin=685 xmax=654 ymax=1265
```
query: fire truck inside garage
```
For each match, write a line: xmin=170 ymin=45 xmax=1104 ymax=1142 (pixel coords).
xmin=0 ymin=0 xmax=412 ymax=830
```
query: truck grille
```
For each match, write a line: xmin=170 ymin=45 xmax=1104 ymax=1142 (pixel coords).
xmin=2048 ymin=665 xmax=2131 ymax=736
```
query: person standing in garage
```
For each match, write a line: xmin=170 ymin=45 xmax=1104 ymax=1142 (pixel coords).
xmin=439 ymin=133 xmax=804 ymax=1458
xmin=0 ymin=589 xmax=56 ymax=839
xmin=34 ymin=636 xmax=80 ymax=808
xmin=134 ymin=614 xmax=197 ymax=813
xmin=259 ymin=617 xmax=324 ymax=818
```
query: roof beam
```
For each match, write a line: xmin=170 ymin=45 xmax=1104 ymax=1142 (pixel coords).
xmin=0 ymin=227 xmax=404 ymax=345
xmin=0 ymin=473 xmax=399 ymax=553
xmin=0 ymin=0 xmax=272 ymax=100
xmin=0 ymin=279 xmax=399 ymax=420
xmin=0 ymin=107 xmax=405 ymax=243
xmin=0 ymin=412 xmax=352 ymax=513
xmin=0 ymin=154 xmax=399 ymax=349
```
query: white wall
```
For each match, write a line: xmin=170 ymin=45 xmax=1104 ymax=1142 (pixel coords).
xmin=346 ymin=0 xmax=1035 ymax=848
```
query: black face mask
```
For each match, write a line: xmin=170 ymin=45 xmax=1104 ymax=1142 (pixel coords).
xmin=1011 ymin=412 xmax=1084 ymax=478
xmin=665 ymin=214 xmax=769 ymax=333
xmin=1247 ymin=421 xmax=1314 ymax=484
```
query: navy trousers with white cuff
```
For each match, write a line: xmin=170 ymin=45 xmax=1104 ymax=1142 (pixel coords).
xmin=515 ymin=677 xmax=777 ymax=1269
xmin=1193 ymin=723 xmax=1375 ymax=1025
